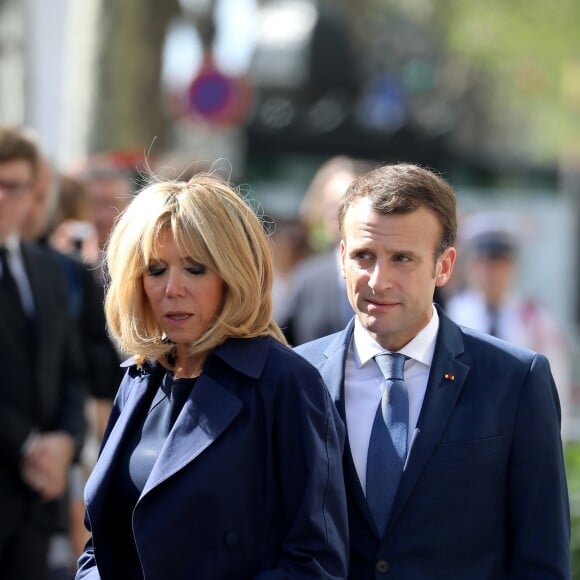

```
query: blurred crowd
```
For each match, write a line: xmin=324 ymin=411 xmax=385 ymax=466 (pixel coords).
xmin=0 ymin=125 xmax=575 ymax=579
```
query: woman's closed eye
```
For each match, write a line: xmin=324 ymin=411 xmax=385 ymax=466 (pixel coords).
xmin=146 ymin=260 xmax=207 ymax=276
xmin=146 ymin=264 xmax=166 ymax=277
xmin=185 ymin=263 xmax=206 ymax=275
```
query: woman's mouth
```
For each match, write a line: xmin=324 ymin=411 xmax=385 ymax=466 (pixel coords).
xmin=165 ymin=312 xmax=192 ymax=321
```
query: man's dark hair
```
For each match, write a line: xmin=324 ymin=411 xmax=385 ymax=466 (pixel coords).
xmin=339 ymin=163 xmax=457 ymax=258
xmin=0 ymin=127 xmax=40 ymax=177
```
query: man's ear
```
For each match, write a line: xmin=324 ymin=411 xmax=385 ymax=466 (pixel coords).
xmin=339 ymin=239 xmax=347 ymax=278
xmin=435 ymin=246 xmax=456 ymax=287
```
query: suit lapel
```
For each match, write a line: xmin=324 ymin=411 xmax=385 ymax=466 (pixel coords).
xmin=321 ymin=321 xmax=379 ymax=536
xmin=386 ymin=312 xmax=469 ymax=532
xmin=344 ymin=437 xmax=378 ymax=536
xmin=320 ymin=323 xmax=352 ymax=404
xmin=21 ymin=244 xmax=65 ymax=365
xmin=142 ymin=374 xmax=242 ymax=496
xmin=19 ymin=245 xmax=56 ymax=413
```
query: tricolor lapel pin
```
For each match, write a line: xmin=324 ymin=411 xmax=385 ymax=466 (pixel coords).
xmin=444 ymin=373 xmax=455 ymax=381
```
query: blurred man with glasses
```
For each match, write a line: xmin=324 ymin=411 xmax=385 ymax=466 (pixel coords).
xmin=0 ymin=127 xmax=86 ymax=580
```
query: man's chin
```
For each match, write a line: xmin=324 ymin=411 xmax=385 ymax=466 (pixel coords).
xmin=360 ymin=313 xmax=385 ymax=334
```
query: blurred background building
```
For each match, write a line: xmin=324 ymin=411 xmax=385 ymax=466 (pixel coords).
xmin=1 ymin=0 xmax=579 ymax=435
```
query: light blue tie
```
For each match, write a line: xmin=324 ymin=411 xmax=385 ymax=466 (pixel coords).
xmin=366 ymin=352 xmax=409 ymax=534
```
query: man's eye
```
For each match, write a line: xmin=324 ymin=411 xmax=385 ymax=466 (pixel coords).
xmin=354 ymin=251 xmax=372 ymax=261
xmin=394 ymin=255 xmax=411 ymax=263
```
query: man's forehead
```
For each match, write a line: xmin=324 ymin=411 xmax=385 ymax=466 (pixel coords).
xmin=0 ymin=159 xmax=35 ymax=177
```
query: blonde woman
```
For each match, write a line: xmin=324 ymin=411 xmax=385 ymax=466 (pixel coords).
xmin=76 ymin=174 xmax=348 ymax=580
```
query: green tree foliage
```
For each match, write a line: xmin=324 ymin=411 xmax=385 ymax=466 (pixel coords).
xmin=435 ymin=0 xmax=580 ymax=162
xmin=565 ymin=444 xmax=580 ymax=577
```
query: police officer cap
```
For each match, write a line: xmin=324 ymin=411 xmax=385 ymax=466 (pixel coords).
xmin=462 ymin=212 xmax=519 ymax=258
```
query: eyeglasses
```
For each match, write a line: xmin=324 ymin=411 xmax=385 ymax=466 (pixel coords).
xmin=0 ymin=180 xmax=33 ymax=196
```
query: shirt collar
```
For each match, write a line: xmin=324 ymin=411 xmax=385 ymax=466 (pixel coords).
xmin=1 ymin=235 xmax=20 ymax=253
xmin=352 ymin=304 xmax=439 ymax=369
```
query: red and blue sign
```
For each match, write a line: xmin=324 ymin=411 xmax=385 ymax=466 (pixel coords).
xmin=185 ymin=63 xmax=252 ymax=125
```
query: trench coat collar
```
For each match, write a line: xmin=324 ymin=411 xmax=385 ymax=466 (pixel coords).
xmin=87 ymin=337 xmax=274 ymax=513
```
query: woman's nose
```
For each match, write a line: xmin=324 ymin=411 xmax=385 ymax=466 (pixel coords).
xmin=164 ymin=269 xmax=186 ymax=296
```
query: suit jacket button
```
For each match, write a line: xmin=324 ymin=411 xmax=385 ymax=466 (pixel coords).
xmin=376 ymin=559 xmax=390 ymax=573
xmin=225 ymin=531 xmax=239 ymax=548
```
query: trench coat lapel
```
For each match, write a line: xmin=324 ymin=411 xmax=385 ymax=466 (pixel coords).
xmin=142 ymin=374 xmax=242 ymax=496
xmin=87 ymin=339 xmax=264 ymax=516
xmin=83 ymin=369 xmax=154 ymax=517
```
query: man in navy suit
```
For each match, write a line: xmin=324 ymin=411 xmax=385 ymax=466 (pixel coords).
xmin=296 ymin=163 xmax=570 ymax=579
xmin=0 ymin=127 xmax=86 ymax=579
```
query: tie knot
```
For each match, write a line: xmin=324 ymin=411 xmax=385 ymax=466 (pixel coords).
xmin=375 ymin=352 xmax=406 ymax=381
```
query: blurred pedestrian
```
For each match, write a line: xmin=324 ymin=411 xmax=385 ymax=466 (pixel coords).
xmin=48 ymin=174 xmax=99 ymax=266
xmin=23 ymin=168 xmax=123 ymax=418
xmin=281 ymin=155 xmax=373 ymax=345
xmin=76 ymin=162 xmax=135 ymax=270
xmin=36 ymin=173 xmax=126 ymax=579
xmin=445 ymin=211 xmax=573 ymax=439
xmin=44 ymin=173 xmax=123 ymax=435
xmin=295 ymin=163 xmax=570 ymax=579
xmin=76 ymin=173 xmax=348 ymax=579
xmin=269 ymin=215 xmax=309 ymax=324
xmin=0 ymin=126 xmax=87 ymax=580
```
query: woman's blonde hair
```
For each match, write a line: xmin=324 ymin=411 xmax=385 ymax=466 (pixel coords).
xmin=104 ymin=173 xmax=287 ymax=367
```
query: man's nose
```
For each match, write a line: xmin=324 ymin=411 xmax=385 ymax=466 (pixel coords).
xmin=368 ymin=262 xmax=392 ymax=291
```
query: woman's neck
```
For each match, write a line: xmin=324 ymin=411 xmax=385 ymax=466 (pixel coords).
xmin=173 ymin=351 xmax=205 ymax=379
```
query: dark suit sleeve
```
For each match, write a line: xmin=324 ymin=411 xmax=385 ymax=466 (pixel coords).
xmin=0 ymin=406 xmax=36 ymax=461
xmin=45 ymin=256 xmax=88 ymax=455
xmin=255 ymin=362 xmax=349 ymax=579
xmin=78 ymin=264 xmax=124 ymax=400
xmin=56 ymin=316 xmax=88 ymax=452
xmin=507 ymin=353 xmax=571 ymax=578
